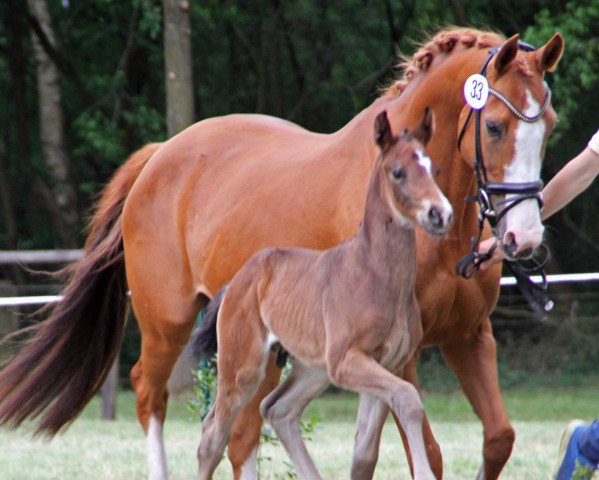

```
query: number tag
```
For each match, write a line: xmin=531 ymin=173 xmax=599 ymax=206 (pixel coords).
xmin=464 ymin=74 xmax=489 ymax=110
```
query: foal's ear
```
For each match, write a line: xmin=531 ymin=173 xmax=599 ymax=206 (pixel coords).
xmin=374 ymin=110 xmax=396 ymax=152
xmin=535 ymin=33 xmax=564 ymax=73
xmin=411 ymin=107 xmax=433 ymax=146
xmin=493 ymin=34 xmax=519 ymax=75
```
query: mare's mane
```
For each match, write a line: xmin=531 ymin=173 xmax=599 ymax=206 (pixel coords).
xmin=383 ymin=28 xmax=507 ymax=98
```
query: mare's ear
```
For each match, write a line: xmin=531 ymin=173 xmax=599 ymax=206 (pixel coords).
xmin=411 ymin=107 xmax=433 ymax=146
xmin=535 ymin=33 xmax=564 ymax=73
xmin=493 ymin=34 xmax=519 ymax=75
xmin=374 ymin=110 xmax=396 ymax=152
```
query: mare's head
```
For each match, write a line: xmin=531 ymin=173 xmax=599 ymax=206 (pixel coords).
xmin=374 ymin=109 xmax=452 ymax=236
xmin=457 ymin=33 xmax=564 ymax=259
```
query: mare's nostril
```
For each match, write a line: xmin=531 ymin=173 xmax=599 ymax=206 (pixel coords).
xmin=503 ymin=232 xmax=518 ymax=256
xmin=428 ymin=206 xmax=442 ymax=227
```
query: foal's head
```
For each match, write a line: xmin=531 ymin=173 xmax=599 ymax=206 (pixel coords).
xmin=374 ymin=109 xmax=452 ymax=236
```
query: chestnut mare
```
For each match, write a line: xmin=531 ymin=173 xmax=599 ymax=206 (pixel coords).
xmin=195 ymin=110 xmax=452 ymax=480
xmin=0 ymin=28 xmax=563 ymax=480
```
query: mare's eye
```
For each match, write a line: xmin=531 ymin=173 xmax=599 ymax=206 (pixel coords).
xmin=486 ymin=121 xmax=503 ymax=138
xmin=392 ymin=167 xmax=406 ymax=180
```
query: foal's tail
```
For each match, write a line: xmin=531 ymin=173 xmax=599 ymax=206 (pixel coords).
xmin=191 ymin=287 xmax=228 ymax=361
xmin=0 ymin=142 xmax=161 ymax=436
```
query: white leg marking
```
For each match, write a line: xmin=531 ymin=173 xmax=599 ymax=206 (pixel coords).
xmin=147 ymin=414 xmax=168 ymax=480
xmin=239 ymin=447 xmax=258 ymax=480
xmin=503 ymin=90 xmax=546 ymax=249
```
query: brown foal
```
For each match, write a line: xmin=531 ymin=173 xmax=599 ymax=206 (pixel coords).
xmin=195 ymin=110 xmax=452 ymax=480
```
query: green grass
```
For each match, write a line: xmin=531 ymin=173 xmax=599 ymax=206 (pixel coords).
xmin=0 ymin=387 xmax=596 ymax=479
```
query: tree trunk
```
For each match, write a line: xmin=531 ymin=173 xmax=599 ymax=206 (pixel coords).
xmin=163 ymin=0 xmax=194 ymax=137
xmin=27 ymin=0 xmax=79 ymax=247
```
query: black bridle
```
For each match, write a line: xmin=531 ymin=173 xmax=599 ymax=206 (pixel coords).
xmin=455 ymin=42 xmax=554 ymax=319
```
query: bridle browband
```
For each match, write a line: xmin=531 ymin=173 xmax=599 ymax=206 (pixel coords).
xmin=455 ymin=41 xmax=554 ymax=319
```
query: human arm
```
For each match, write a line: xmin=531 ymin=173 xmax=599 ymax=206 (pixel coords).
xmin=541 ymin=129 xmax=599 ymax=220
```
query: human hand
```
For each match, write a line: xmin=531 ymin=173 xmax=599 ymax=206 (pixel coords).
xmin=477 ymin=237 xmax=504 ymax=271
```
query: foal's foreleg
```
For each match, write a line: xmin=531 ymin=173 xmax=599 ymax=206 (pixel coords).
xmin=330 ymin=350 xmax=435 ymax=480
xmin=350 ymin=393 xmax=389 ymax=480
xmin=260 ymin=362 xmax=330 ymax=480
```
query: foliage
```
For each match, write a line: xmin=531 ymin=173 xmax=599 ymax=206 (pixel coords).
xmin=188 ymin=358 xmax=321 ymax=479
xmin=0 ymin=1 xmax=597 ymax=268
xmin=188 ymin=359 xmax=218 ymax=421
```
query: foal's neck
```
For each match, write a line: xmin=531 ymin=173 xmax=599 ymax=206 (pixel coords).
xmin=352 ymin=162 xmax=417 ymax=285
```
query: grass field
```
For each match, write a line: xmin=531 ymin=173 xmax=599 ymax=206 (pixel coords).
xmin=0 ymin=387 xmax=596 ymax=479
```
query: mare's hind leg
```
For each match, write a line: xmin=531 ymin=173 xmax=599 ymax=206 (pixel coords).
xmin=129 ymin=286 xmax=204 ymax=480
xmin=350 ymin=393 xmax=389 ymax=480
xmin=329 ymin=350 xmax=435 ymax=480
xmin=260 ymin=361 xmax=330 ymax=480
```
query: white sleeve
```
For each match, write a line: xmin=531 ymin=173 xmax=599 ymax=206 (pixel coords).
xmin=589 ymin=129 xmax=599 ymax=155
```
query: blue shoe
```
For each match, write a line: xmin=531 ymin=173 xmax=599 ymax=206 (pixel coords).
xmin=555 ymin=420 xmax=598 ymax=480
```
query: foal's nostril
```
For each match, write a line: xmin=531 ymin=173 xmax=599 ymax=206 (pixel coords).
xmin=428 ymin=206 xmax=443 ymax=228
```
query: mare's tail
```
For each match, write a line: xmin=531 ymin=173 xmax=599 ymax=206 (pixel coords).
xmin=191 ymin=287 xmax=228 ymax=361
xmin=0 ymin=143 xmax=161 ymax=436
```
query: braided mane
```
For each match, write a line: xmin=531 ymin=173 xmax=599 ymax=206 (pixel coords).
xmin=384 ymin=28 xmax=506 ymax=98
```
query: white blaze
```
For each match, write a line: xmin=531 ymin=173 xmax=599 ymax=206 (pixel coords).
xmin=415 ymin=149 xmax=433 ymax=175
xmin=502 ymin=90 xmax=545 ymax=251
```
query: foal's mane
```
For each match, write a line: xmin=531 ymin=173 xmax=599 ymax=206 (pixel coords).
xmin=384 ymin=28 xmax=506 ymax=98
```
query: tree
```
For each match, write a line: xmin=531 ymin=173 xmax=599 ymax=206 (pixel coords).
xmin=163 ymin=0 xmax=194 ymax=137
xmin=28 ymin=0 xmax=79 ymax=247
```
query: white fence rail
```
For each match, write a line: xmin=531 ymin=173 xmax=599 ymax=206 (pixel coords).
xmin=2 ymin=274 xmax=599 ymax=308
xmin=0 ymin=249 xmax=82 ymax=265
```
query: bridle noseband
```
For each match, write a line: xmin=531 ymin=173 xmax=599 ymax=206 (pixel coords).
xmin=455 ymin=41 xmax=554 ymax=319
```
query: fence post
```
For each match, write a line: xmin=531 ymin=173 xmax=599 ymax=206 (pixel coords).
xmin=101 ymin=353 xmax=119 ymax=420
xmin=0 ymin=281 xmax=19 ymax=361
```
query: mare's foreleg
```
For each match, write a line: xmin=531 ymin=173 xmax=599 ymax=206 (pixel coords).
xmin=350 ymin=394 xmax=389 ymax=480
xmin=440 ymin=318 xmax=514 ymax=480
xmin=260 ymin=362 xmax=330 ymax=480
xmin=390 ymin=355 xmax=443 ymax=479
xmin=329 ymin=350 xmax=435 ymax=480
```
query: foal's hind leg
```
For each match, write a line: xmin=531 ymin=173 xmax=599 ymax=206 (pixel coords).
xmin=260 ymin=362 xmax=330 ymax=480
xmin=227 ymin=355 xmax=282 ymax=480
xmin=329 ymin=350 xmax=435 ymax=480
xmin=197 ymin=295 xmax=271 ymax=480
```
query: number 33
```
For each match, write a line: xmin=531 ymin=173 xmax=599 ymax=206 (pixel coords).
xmin=470 ymin=79 xmax=483 ymax=101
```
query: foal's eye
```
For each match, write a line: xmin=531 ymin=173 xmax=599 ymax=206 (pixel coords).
xmin=486 ymin=121 xmax=503 ymax=138
xmin=392 ymin=167 xmax=406 ymax=180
